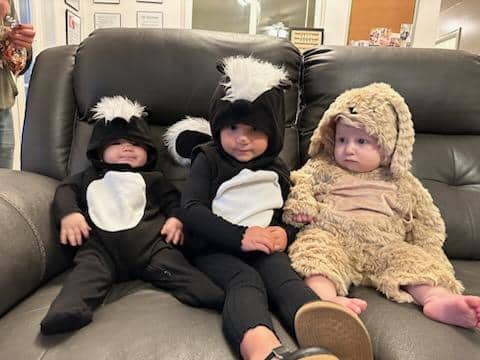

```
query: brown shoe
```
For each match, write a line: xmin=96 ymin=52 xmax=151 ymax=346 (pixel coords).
xmin=294 ymin=301 xmax=373 ymax=360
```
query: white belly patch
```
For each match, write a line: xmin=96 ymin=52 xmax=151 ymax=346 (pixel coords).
xmin=212 ymin=169 xmax=283 ymax=227
xmin=86 ymin=171 xmax=146 ymax=232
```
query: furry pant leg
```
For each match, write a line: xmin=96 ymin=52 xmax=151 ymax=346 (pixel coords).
xmin=141 ymin=246 xmax=225 ymax=310
xmin=288 ymin=227 xmax=358 ymax=296
xmin=41 ymin=240 xmax=116 ymax=334
xmin=367 ymin=242 xmax=464 ymax=303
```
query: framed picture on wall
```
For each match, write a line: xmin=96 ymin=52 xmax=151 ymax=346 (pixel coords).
xmin=94 ymin=12 xmax=121 ymax=29
xmin=435 ymin=28 xmax=462 ymax=50
xmin=65 ymin=0 xmax=80 ymax=11
xmin=93 ymin=0 xmax=120 ymax=4
xmin=137 ymin=11 xmax=163 ymax=28
xmin=137 ymin=0 xmax=163 ymax=3
xmin=66 ymin=10 xmax=81 ymax=45
xmin=289 ymin=27 xmax=324 ymax=53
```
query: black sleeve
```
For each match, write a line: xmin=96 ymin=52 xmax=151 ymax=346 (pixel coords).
xmin=181 ymin=153 xmax=246 ymax=252
xmin=53 ymin=172 xmax=85 ymax=223
xmin=151 ymin=173 xmax=181 ymax=219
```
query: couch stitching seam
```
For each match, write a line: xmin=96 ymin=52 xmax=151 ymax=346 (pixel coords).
xmin=0 ymin=194 xmax=46 ymax=280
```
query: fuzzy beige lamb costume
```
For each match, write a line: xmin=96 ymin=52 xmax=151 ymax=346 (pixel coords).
xmin=283 ymin=82 xmax=463 ymax=303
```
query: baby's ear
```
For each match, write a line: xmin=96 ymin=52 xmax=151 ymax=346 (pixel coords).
xmin=163 ymin=116 xmax=212 ymax=166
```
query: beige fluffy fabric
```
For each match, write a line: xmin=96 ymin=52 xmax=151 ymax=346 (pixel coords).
xmin=284 ymin=83 xmax=463 ymax=303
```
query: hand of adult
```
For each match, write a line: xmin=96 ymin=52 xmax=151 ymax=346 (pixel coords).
xmin=9 ymin=23 xmax=35 ymax=48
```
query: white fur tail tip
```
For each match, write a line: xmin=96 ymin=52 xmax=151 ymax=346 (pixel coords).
xmin=91 ymin=96 xmax=146 ymax=123
xmin=163 ymin=116 xmax=212 ymax=166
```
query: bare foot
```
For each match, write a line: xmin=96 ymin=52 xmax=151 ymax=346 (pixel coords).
xmin=423 ymin=294 xmax=480 ymax=328
xmin=329 ymin=296 xmax=367 ymax=316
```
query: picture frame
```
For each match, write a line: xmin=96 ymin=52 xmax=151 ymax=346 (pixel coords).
xmin=136 ymin=11 xmax=163 ymax=28
xmin=136 ymin=0 xmax=163 ymax=3
xmin=93 ymin=0 xmax=120 ymax=4
xmin=435 ymin=27 xmax=462 ymax=50
xmin=65 ymin=0 xmax=80 ymax=11
xmin=94 ymin=12 xmax=121 ymax=29
xmin=289 ymin=27 xmax=324 ymax=53
xmin=65 ymin=10 xmax=81 ymax=45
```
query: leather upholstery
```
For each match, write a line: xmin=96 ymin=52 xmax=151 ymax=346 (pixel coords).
xmin=1 ymin=29 xmax=479 ymax=360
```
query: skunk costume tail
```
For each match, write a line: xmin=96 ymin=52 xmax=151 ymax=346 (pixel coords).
xmin=163 ymin=116 xmax=212 ymax=166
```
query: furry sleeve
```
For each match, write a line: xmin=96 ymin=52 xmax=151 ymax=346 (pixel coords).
xmin=282 ymin=158 xmax=321 ymax=228
xmin=404 ymin=174 xmax=452 ymax=266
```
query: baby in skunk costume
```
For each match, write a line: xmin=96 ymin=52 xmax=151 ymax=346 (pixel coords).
xmin=40 ymin=96 xmax=224 ymax=335
xmin=165 ymin=57 xmax=373 ymax=360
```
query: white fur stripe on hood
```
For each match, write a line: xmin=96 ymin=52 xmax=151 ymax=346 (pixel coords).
xmin=220 ymin=56 xmax=289 ymax=102
xmin=91 ymin=96 xmax=145 ymax=123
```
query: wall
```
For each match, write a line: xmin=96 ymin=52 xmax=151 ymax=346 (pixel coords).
xmin=438 ymin=0 xmax=480 ymax=54
xmin=412 ymin=0 xmax=442 ymax=48
xmin=35 ymin=0 xmax=186 ymax=51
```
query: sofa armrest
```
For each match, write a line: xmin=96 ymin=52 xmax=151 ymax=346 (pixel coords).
xmin=0 ymin=170 xmax=73 ymax=316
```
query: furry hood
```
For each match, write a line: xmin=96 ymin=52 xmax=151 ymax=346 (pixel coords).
xmin=308 ymin=82 xmax=414 ymax=178
xmin=87 ymin=96 xmax=157 ymax=170
xmin=209 ymin=56 xmax=291 ymax=158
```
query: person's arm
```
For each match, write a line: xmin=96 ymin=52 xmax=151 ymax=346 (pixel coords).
xmin=53 ymin=172 xmax=85 ymax=223
xmin=181 ymin=153 xmax=246 ymax=253
xmin=150 ymin=173 xmax=182 ymax=219
xmin=282 ymin=159 xmax=321 ymax=227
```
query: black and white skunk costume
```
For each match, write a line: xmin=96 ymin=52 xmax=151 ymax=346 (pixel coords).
xmin=165 ymin=58 xmax=339 ymax=360
xmin=165 ymin=56 xmax=297 ymax=254
xmin=40 ymin=96 xmax=224 ymax=335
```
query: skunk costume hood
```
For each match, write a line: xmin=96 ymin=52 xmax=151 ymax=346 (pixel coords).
xmin=87 ymin=96 xmax=157 ymax=171
xmin=208 ymin=56 xmax=291 ymax=159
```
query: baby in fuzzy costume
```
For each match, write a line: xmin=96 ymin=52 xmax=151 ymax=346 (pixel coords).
xmin=283 ymin=82 xmax=480 ymax=329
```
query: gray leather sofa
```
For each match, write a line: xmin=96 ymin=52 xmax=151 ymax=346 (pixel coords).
xmin=0 ymin=28 xmax=478 ymax=359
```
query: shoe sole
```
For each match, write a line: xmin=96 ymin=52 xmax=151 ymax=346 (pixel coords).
xmin=294 ymin=301 xmax=373 ymax=360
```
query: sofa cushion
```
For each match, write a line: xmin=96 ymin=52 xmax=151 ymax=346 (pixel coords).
xmin=350 ymin=260 xmax=480 ymax=360
xmin=0 ymin=273 xmax=297 ymax=360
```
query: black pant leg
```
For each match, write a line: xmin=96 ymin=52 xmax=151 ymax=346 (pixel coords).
xmin=252 ymin=252 xmax=319 ymax=336
xmin=195 ymin=253 xmax=274 ymax=353
xmin=140 ymin=244 xmax=224 ymax=310
xmin=41 ymin=239 xmax=116 ymax=334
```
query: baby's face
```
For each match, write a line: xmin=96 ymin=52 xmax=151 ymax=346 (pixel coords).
xmin=334 ymin=122 xmax=381 ymax=173
xmin=102 ymin=138 xmax=148 ymax=168
xmin=220 ymin=123 xmax=268 ymax=162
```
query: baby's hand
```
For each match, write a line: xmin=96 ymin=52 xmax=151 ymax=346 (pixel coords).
xmin=292 ymin=213 xmax=315 ymax=224
xmin=161 ymin=217 xmax=184 ymax=245
xmin=241 ymin=226 xmax=275 ymax=254
xmin=266 ymin=226 xmax=288 ymax=252
xmin=60 ymin=212 xmax=91 ymax=246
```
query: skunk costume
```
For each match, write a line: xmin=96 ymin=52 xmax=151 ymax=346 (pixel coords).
xmin=40 ymin=96 xmax=224 ymax=335
xmin=169 ymin=57 xmax=330 ymax=356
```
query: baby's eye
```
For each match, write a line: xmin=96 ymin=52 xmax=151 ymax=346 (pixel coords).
xmin=110 ymin=141 xmax=121 ymax=146
xmin=230 ymin=124 xmax=237 ymax=131
xmin=336 ymin=137 xmax=345 ymax=143
xmin=358 ymin=138 xmax=367 ymax=144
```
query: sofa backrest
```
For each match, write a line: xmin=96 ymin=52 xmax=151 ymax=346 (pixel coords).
xmin=22 ymin=28 xmax=301 ymax=186
xmin=298 ymin=46 xmax=480 ymax=260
